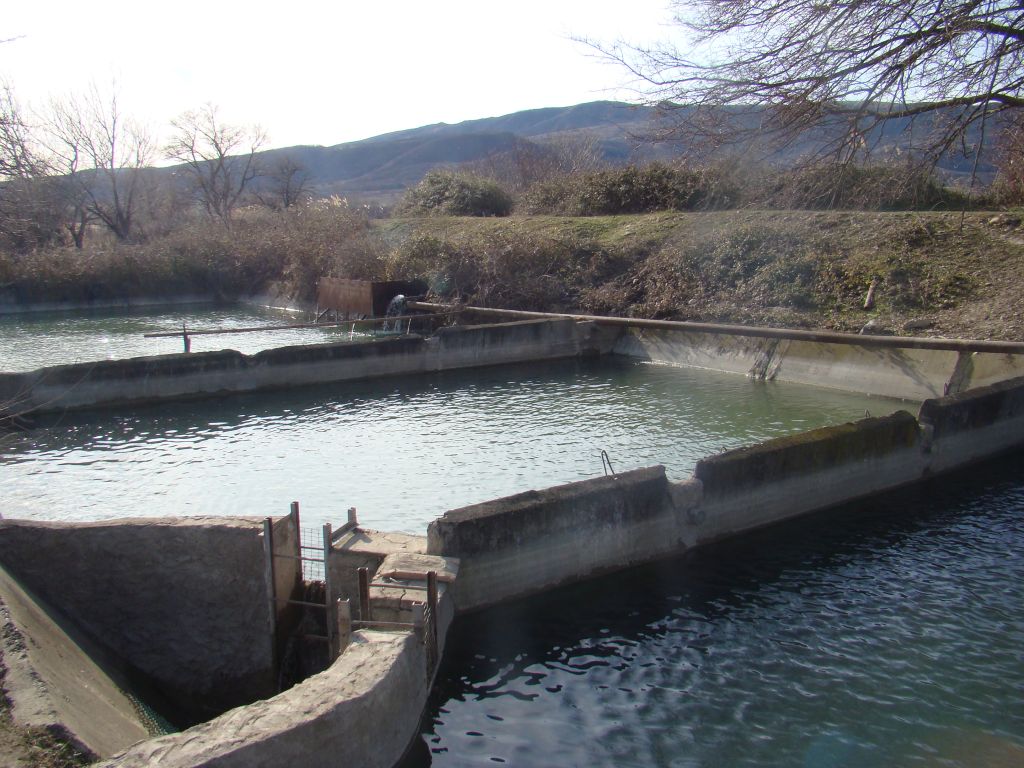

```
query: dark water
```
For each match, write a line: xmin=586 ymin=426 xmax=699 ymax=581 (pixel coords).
xmin=1 ymin=357 xmax=899 ymax=532
xmin=405 ymin=454 xmax=1024 ymax=767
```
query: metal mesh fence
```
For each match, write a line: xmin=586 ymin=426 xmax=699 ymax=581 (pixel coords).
xmin=299 ymin=526 xmax=325 ymax=581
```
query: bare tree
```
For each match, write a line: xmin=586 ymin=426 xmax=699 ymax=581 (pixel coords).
xmin=46 ymin=85 xmax=153 ymax=241
xmin=467 ymin=135 xmax=606 ymax=193
xmin=0 ymin=83 xmax=47 ymax=179
xmin=0 ymin=84 xmax=72 ymax=252
xmin=599 ymin=0 xmax=1024 ymax=164
xmin=994 ymin=111 xmax=1024 ymax=202
xmin=165 ymin=104 xmax=266 ymax=222
xmin=257 ymin=154 xmax=310 ymax=210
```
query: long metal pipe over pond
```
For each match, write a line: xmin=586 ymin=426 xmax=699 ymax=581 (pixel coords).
xmin=409 ymin=301 xmax=1024 ymax=355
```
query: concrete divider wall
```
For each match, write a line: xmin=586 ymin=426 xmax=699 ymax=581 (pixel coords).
xmin=428 ymin=467 xmax=680 ymax=612
xmin=99 ymin=631 xmax=429 ymax=768
xmin=429 ymin=377 xmax=1024 ymax=612
xmin=5 ymin=319 xmax=589 ymax=416
xmin=694 ymin=411 xmax=920 ymax=496
xmin=431 ymin=318 xmax=584 ymax=365
xmin=919 ymin=375 xmax=1024 ymax=472
xmin=689 ymin=412 xmax=927 ymax=543
xmin=0 ymin=517 xmax=277 ymax=718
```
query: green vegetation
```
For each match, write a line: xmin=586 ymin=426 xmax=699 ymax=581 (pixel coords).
xmin=378 ymin=210 xmax=1023 ymax=340
xmin=3 ymin=141 xmax=1023 ymax=344
xmin=3 ymin=202 xmax=1022 ymax=340
xmin=398 ymin=170 xmax=513 ymax=217
xmin=520 ymin=163 xmax=739 ymax=215
xmin=0 ymin=202 xmax=381 ymax=305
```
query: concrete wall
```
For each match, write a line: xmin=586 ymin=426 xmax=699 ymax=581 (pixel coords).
xmin=99 ymin=631 xmax=430 ymax=768
xmin=429 ymin=378 xmax=1024 ymax=613
xmin=919 ymin=374 xmax=1024 ymax=472
xmin=3 ymin=319 xmax=594 ymax=417
xmin=428 ymin=468 xmax=679 ymax=612
xmin=0 ymin=291 xmax=218 ymax=315
xmin=689 ymin=412 xmax=925 ymax=543
xmin=0 ymin=563 xmax=152 ymax=759
xmin=0 ymin=517 xmax=277 ymax=719
xmin=613 ymin=327 xmax=1024 ymax=401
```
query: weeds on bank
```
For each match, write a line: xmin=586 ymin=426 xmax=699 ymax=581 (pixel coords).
xmin=1 ymin=203 xmax=385 ymax=305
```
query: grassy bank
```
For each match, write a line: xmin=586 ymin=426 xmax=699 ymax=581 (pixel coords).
xmin=380 ymin=210 xmax=1024 ymax=341
xmin=3 ymin=208 xmax=1022 ymax=341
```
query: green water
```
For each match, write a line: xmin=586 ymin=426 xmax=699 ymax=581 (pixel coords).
xmin=1 ymin=355 xmax=900 ymax=532
xmin=0 ymin=304 xmax=355 ymax=371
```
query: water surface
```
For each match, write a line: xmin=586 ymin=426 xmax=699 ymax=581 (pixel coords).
xmin=407 ymin=454 xmax=1024 ymax=767
xmin=0 ymin=304 xmax=354 ymax=371
xmin=2 ymin=357 xmax=899 ymax=532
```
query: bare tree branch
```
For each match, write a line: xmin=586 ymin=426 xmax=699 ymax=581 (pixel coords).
xmin=165 ymin=104 xmax=266 ymax=222
xmin=594 ymin=0 xmax=1024 ymax=164
xmin=256 ymin=154 xmax=310 ymax=210
xmin=45 ymin=84 xmax=153 ymax=241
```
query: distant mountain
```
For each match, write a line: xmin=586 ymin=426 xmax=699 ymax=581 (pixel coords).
xmin=235 ymin=101 xmax=1001 ymax=205
xmin=254 ymin=101 xmax=669 ymax=203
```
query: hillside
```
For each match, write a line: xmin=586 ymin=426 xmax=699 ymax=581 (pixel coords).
xmin=378 ymin=210 xmax=1024 ymax=342
xmin=256 ymin=101 xmax=666 ymax=202
xmin=245 ymin=101 xmax=1000 ymax=205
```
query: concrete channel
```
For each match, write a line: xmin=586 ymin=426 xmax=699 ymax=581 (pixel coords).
xmin=2 ymin=311 xmax=1024 ymax=766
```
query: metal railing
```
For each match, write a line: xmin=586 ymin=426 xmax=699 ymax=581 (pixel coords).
xmin=341 ymin=567 xmax=440 ymax=678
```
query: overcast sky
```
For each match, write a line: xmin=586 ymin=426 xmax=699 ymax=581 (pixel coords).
xmin=4 ymin=1 xmax=676 ymax=151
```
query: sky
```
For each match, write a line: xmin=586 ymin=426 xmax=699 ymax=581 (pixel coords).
xmin=3 ymin=1 xmax=678 ymax=152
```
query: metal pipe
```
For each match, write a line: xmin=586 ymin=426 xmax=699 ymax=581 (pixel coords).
xmin=141 ymin=311 xmax=456 ymax=339
xmin=409 ymin=301 xmax=1024 ymax=355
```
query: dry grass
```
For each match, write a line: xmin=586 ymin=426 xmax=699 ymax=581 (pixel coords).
xmin=380 ymin=209 xmax=1024 ymax=340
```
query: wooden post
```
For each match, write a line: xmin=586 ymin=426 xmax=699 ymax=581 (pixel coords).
xmin=261 ymin=518 xmax=279 ymax=680
xmin=411 ymin=603 xmax=425 ymax=641
xmin=182 ymin=323 xmax=191 ymax=353
xmin=336 ymin=598 xmax=352 ymax=656
xmin=427 ymin=571 xmax=439 ymax=648
xmin=347 ymin=507 xmax=358 ymax=527
xmin=358 ymin=567 xmax=370 ymax=622
xmin=323 ymin=523 xmax=336 ymax=659
xmin=289 ymin=501 xmax=301 ymax=581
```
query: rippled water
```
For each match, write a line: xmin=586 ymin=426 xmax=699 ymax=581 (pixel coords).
xmin=4 ymin=309 xmax=1021 ymax=766
xmin=1 ymin=357 xmax=899 ymax=531
xmin=0 ymin=304 xmax=355 ymax=371
xmin=407 ymin=454 xmax=1024 ymax=767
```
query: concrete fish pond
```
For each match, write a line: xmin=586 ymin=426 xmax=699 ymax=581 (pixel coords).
xmin=1 ymin=313 xmax=1024 ymax=766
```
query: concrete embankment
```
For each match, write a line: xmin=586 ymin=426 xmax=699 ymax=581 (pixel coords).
xmin=4 ymin=311 xmax=1024 ymax=766
xmin=94 ymin=535 xmax=457 ymax=768
xmin=429 ymin=375 xmax=1024 ymax=612
xmin=0 ymin=318 xmax=603 ymax=418
xmin=613 ymin=327 xmax=1024 ymax=401
xmin=0 ymin=292 xmax=221 ymax=316
xmin=0 ymin=517 xmax=284 ymax=720
xmin=0 ymin=563 xmax=152 ymax=759
xmin=97 ymin=631 xmax=429 ymax=768
xmin=411 ymin=302 xmax=1024 ymax=401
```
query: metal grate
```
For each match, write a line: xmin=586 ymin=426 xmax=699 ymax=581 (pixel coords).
xmin=299 ymin=526 xmax=326 ymax=581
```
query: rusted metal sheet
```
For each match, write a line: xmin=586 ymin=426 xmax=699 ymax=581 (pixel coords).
xmin=316 ymin=278 xmax=426 ymax=317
